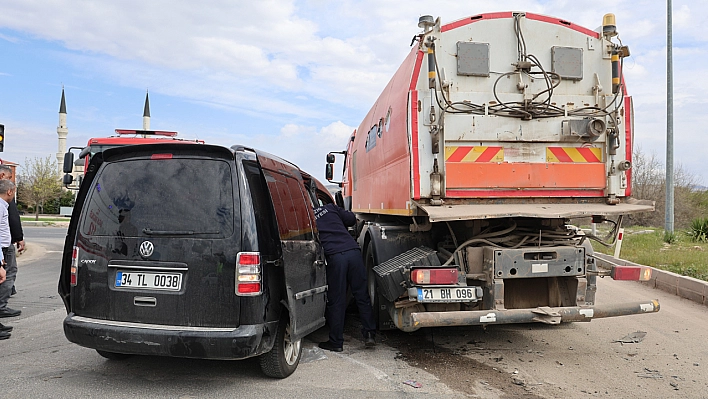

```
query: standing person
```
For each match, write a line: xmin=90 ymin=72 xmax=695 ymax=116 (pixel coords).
xmin=314 ymin=202 xmax=376 ymax=352
xmin=0 ymin=179 xmax=19 ymax=340
xmin=0 ymin=165 xmax=24 ymax=298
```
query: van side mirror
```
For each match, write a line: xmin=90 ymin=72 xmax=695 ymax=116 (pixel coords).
xmin=325 ymin=164 xmax=334 ymax=181
xmin=63 ymin=152 xmax=75 ymax=174
xmin=62 ymin=174 xmax=74 ymax=186
xmin=326 ymin=153 xmax=336 ymax=164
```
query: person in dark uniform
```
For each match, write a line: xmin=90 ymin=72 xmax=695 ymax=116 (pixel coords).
xmin=314 ymin=202 xmax=376 ymax=352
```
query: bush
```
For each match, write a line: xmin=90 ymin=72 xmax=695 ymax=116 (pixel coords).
xmin=689 ymin=217 xmax=708 ymax=242
xmin=42 ymin=190 xmax=76 ymax=214
xmin=663 ymin=230 xmax=678 ymax=244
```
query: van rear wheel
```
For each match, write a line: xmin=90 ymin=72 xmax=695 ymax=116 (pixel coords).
xmin=96 ymin=350 xmax=132 ymax=360
xmin=259 ymin=313 xmax=302 ymax=378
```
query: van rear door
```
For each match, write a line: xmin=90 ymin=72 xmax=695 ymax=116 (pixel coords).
xmin=258 ymin=155 xmax=327 ymax=340
xmin=65 ymin=145 xmax=241 ymax=328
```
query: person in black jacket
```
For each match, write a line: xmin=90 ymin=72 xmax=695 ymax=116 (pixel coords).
xmin=0 ymin=165 xmax=24 ymax=318
xmin=314 ymin=202 xmax=376 ymax=352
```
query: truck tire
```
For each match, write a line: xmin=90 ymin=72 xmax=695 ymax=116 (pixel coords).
xmin=259 ymin=312 xmax=302 ymax=378
xmin=365 ymin=244 xmax=396 ymax=330
xmin=365 ymin=245 xmax=381 ymax=328
xmin=96 ymin=350 xmax=132 ymax=360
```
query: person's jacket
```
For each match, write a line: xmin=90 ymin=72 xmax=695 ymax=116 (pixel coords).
xmin=9 ymin=200 xmax=23 ymax=243
xmin=313 ymin=203 xmax=359 ymax=256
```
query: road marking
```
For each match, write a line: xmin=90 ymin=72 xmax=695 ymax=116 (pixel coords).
xmin=332 ymin=352 xmax=390 ymax=380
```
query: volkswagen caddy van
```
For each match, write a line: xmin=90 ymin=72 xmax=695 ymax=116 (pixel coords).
xmin=59 ymin=143 xmax=333 ymax=378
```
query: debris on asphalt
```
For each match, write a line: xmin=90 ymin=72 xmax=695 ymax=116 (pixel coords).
xmin=614 ymin=331 xmax=647 ymax=344
xmin=403 ymin=380 xmax=423 ymax=388
xmin=512 ymin=376 xmax=525 ymax=386
xmin=636 ymin=368 xmax=663 ymax=379
xmin=300 ymin=347 xmax=327 ymax=363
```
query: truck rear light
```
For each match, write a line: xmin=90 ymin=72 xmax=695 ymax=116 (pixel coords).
xmin=411 ymin=268 xmax=458 ymax=285
xmin=71 ymin=246 xmax=79 ymax=286
xmin=611 ymin=265 xmax=652 ymax=281
xmin=236 ymin=252 xmax=261 ymax=296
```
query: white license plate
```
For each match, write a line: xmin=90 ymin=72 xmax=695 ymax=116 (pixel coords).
xmin=417 ymin=287 xmax=477 ymax=302
xmin=115 ymin=271 xmax=182 ymax=291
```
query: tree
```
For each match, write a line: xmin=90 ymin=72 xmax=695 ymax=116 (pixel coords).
xmin=627 ymin=146 xmax=703 ymax=228
xmin=17 ymin=156 xmax=62 ymax=221
xmin=44 ymin=190 xmax=76 ymax=214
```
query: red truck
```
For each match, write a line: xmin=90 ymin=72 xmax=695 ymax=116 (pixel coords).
xmin=326 ymin=12 xmax=658 ymax=331
xmin=62 ymin=129 xmax=203 ymax=186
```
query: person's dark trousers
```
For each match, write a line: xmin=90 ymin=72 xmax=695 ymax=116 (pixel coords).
xmin=0 ymin=246 xmax=17 ymax=310
xmin=324 ymin=248 xmax=376 ymax=348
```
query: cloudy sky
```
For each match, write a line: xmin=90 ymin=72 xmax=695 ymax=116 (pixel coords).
xmin=0 ymin=0 xmax=705 ymax=186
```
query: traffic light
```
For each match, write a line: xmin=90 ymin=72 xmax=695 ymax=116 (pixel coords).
xmin=0 ymin=124 xmax=4 ymax=152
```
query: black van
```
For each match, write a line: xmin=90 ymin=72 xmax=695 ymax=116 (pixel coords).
xmin=58 ymin=143 xmax=333 ymax=378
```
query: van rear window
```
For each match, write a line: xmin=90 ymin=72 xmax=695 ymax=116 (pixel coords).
xmin=81 ymin=158 xmax=234 ymax=238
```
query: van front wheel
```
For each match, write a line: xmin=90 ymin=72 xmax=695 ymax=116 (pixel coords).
xmin=259 ymin=313 xmax=302 ymax=378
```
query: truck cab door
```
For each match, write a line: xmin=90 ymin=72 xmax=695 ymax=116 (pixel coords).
xmin=262 ymin=169 xmax=327 ymax=341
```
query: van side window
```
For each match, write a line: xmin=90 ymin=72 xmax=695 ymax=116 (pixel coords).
xmin=317 ymin=190 xmax=333 ymax=206
xmin=263 ymin=170 xmax=314 ymax=241
xmin=242 ymin=161 xmax=280 ymax=255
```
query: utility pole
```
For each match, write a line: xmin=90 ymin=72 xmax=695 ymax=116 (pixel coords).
xmin=665 ymin=0 xmax=674 ymax=234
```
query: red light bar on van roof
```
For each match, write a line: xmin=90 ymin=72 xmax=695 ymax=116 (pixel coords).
xmin=151 ymin=154 xmax=173 ymax=160
xmin=115 ymin=129 xmax=178 ymax=137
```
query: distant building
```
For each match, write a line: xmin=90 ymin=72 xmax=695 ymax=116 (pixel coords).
xmin=0 ymin=160 xmax=18 ymax=184
xmin=56 ymin=88 xmax=68 ymax=173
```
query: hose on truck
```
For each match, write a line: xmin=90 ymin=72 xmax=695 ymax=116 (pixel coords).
xmin=439 ymin=216 xmax=624 ymax=267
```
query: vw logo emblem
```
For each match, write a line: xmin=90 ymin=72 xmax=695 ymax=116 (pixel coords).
xmin=139 ymin=241 xmax=154 ymax=258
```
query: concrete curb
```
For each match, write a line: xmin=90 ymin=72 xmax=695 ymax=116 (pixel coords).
xmin=595 ymin=253 xmax=708 ymax=307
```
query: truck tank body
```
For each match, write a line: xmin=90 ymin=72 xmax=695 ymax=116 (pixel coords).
xmin=343 ymin=12 xmax=652 ymax=220
xmin=328 ymin=12 xmax=658 ymax=332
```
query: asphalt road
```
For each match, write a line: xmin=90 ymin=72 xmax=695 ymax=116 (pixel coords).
xmin=2 ymin=227 xmax=707 ymax=398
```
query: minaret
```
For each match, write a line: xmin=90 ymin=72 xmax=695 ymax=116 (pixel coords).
xmin=57 ymin=88 xmax=68 ymax=172
xmin=143 ymin=91 xmax=150 ymax=130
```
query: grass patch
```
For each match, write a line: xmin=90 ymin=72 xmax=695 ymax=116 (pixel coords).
xmin=592 ymin=228 xmax=708 ymax=281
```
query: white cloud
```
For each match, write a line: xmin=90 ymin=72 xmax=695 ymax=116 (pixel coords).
xmin=0 ymin=0 xmax=706 ymax=183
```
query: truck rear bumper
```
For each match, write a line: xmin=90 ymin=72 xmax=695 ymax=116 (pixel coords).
xmin=63 ymin=313 xmax=278 ymax=360
xmin=410 ymin=300 xmax=660 ymax=328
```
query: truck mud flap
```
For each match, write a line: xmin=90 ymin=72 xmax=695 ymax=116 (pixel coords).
xmin=410 ymin=300 xmax=660 ymax=328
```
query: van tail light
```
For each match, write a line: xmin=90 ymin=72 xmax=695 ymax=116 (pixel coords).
xmin=611 ymin=265 xmax=652 ymax=281
xmin=70 ymin=246 xmax=79 ymax=286
xmin=236 ymin=252 xmax=261 ymax=296
xmin=411 ymin=268 xmax=459 ymax=285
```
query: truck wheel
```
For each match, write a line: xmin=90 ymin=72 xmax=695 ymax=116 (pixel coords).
xmin=259 ymin=313 xmax=302 ymax=378
xmin=96 ymin=350 xmax=132 ymax=360
xmin=365 ymin=245 xmax=382 ymax=329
